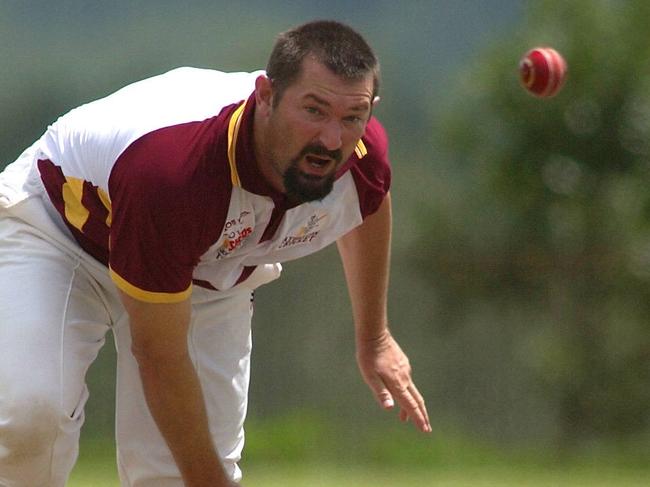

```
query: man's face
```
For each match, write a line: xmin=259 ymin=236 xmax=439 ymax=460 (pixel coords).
xmin=260 ymin=57 xmax=374 ymax=202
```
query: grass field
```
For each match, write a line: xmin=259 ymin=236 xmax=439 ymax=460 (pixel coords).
xmin=69 ymin=449 xmax=650 ymax=487
xmin=69 ymin=462 xmax=650 ymax=487
xmin=66 ymin=417 xmax=650 ymax=486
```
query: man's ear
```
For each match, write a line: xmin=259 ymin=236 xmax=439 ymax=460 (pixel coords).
xmin=255 ymin=75 xmax=274 ymax=115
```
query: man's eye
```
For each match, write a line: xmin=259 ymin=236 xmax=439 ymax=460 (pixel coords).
xmin=344 ymin=115 xmax=364 ymax=125
xmin=306 ymin=106 xmax=322 ymax=115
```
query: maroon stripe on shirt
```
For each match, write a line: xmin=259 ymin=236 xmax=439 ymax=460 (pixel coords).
xmin=37 ymin=158 xmax=110 ymax=264
xmin=37 ymin=158 xmax=66 ymax=220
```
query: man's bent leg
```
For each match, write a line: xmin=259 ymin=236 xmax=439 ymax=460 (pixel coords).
xmin=113 ymin=287 xmax=254 ymax=487
xmin=0 ymin=217 xmax=112 ymax=487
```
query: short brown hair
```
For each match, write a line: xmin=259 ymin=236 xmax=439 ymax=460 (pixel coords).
xmin=266 ymin=20 xmax=380 ymax=105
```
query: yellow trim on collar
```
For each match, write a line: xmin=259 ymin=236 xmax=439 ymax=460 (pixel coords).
xmin=109 ymin=268 xmax=192 ymax=304
xmin=227 ymin=101 xmax=247 ymax=188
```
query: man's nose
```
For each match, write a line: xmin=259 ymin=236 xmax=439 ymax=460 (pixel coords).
xmin=318 ymin=120 xmax=343 ymax=151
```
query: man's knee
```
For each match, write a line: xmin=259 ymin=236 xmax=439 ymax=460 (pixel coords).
xmin=0 ymin=392 xmax=63 ymax=464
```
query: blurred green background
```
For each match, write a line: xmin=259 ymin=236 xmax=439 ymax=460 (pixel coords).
xmin=3 ymin=0 xmax=650 ymax=484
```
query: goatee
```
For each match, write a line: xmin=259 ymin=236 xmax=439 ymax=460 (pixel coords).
xmin=283 ymin=144 xmax=342 ymax=203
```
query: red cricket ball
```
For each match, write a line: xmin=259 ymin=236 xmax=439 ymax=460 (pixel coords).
xmin=519 ymin=47 xmax=567 ymax=98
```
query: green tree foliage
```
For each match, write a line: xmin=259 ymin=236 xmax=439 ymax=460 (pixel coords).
xmin=412 ymin=0 xmax=650 ymax=446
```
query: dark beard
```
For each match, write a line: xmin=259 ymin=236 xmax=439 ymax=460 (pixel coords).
xmin=283 ymin=164 xmax=336 ymax=203
xmin=283 ymin=144 xmax=342 ymax=203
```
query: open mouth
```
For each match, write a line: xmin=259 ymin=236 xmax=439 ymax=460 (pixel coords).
xmin=300 ymin=154 xmax=333 ymax=177
xmin=305 ymin=154 xmax=331 ymax=168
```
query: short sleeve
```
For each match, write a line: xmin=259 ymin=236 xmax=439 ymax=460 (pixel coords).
xmin=350 ymin=117 xmax=392 ymax=219
xmin=107 ymin=123 xmax=229 ymax=303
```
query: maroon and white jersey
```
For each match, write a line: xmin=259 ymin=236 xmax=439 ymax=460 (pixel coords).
xmin=0 ymin=68 xmax=391 ymax=303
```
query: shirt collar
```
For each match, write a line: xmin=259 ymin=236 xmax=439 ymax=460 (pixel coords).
xmin=229 ymin=92 xmax=289 ymax=205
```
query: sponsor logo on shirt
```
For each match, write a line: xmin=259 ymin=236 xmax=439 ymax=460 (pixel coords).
xmin=278 ymin=213 xmax=327 ymax=249
xmin=215 ymin=210 xmax=253 ymax=259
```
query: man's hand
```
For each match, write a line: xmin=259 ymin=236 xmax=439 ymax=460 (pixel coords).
xmin=337 ymin=193 xmax=431 ymax=434
xmin=356 ymin=329 xmax=431 ymax=433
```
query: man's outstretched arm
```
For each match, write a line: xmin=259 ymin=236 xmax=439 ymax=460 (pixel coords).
xmin=336 ymin=192 xmax=431 ymax=433
xmin=119 ymin=291 xmax=239 ymax=487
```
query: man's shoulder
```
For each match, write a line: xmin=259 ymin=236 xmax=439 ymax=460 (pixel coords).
xmin=116 ymin=67 xmax=264 ymax=99
xmin=43 ymin=68 xmax=260 ymax=172
xmin=361 ymin=116 xmax=389 ymax=159
xmin=63 ymin=67 xmax=262 ymax=126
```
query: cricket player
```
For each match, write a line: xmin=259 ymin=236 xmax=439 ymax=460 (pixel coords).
xmin=0 ymin=20 xmax=431 ymax=487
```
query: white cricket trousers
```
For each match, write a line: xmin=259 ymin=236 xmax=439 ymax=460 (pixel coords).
xmin=0 ymin=197 xmax=271 ymax=486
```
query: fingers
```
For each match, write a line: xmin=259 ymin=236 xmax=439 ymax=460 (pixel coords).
xmin=406 ymin=383 xmax=432 ymax=433
xmin=367 ymin=374 xmax=396 ymax=410
xmin=357 ymin=333 xmax=431 ymax=433
xmin=369 ymin=369 xmax=431 ymax=433
xmin=378 ymin=389 xmax=396 ymax=410
xmin=407 ymin=382 xmax=431 ymax=432
xmin=380 ymin=395 xmax=395 ymax=410
xmin=391 ymin=381 xmax=431 ymax=433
